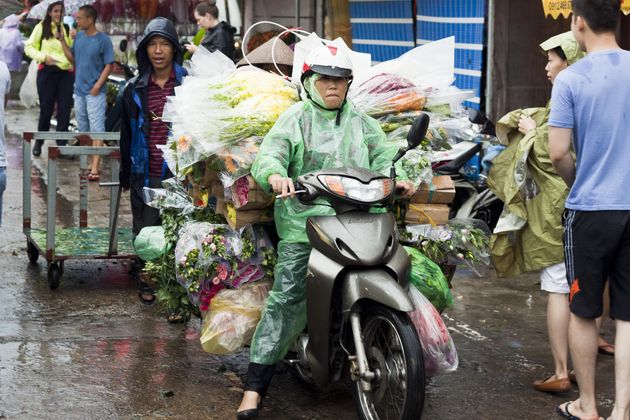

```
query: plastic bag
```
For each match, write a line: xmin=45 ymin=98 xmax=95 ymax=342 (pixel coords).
xmin=402 ymin=219 xmax=491 ymax=269
xmin=143 ymin=178 xmax=197 ymax=215
xmin=400 ymin=149 xmax=433 ymax=186
xmin=200 ymin=281 xmax=270 ymax=354
xmin=349 ymin=73 xmax=426 ymax=117
xmin=408 ymin=287 xmax=458 ymax=376
xmin=163 ymin=66 xmax=299 ymax=176
xmin=404 ymin=246 xmax=453 ymax=312
xmin=134 ymin=226 xmax=169 ymax=262
xmin=19 ymin=60 xmax=38 ymax=109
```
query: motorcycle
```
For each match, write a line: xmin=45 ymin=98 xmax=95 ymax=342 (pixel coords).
xmin=282 ymin=114 xmax=431 ymax=419
xmin=434 ymin=109 xmax=503 ymax=232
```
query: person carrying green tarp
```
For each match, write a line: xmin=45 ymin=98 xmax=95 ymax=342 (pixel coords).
xmin=488 ymin=31 xmax=584 ymax=279
xmin=487 ymin=32 xmax=607 ymax=395
xmin=235 ymin=45 xmax=418 ymax=418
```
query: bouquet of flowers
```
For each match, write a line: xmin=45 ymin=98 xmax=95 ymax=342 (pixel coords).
xmin=175 ymin=222 xmax=276 ymax=309
xmin=349 ymin=73 xmax=426 ymax=118
xmin=162 ymin=49 xmax=300 ymax=176
xmin=401 ymin=219 xmax=491 ymax=269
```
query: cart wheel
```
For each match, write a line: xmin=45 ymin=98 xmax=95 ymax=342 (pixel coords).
xmin=47 ymin=263 xmax=62 ymax=290
xmin=27 ymin=241 xmax=39 ymax=264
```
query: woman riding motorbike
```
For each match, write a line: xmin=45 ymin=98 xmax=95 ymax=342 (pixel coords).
xmin=236 ymin=45 xmax=417 ymax=419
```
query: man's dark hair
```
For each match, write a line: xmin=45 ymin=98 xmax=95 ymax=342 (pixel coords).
xmin=572 ymin=0 xmax=620 ymax=33
xmin=79 ymin=5 xmax=98 ymax=22
xmin=196 ymin=2 xmax=219 ymax=19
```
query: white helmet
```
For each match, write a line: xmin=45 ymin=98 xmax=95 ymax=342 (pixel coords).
xmin=301 ymin=45 xmax=353 ymax=83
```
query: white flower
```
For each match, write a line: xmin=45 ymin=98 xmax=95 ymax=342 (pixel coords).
xmin=209 ymin=243 xmax=217 ymax=253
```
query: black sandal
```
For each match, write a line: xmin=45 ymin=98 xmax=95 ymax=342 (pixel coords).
xmin=138 ymin=284 xmax=156 ymax=305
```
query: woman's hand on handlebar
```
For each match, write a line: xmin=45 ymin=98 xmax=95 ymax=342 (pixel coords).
xmin=395 ymin=180 xmax=417 ymax=198
xmin=268 ymin=174 xmax=296 ymax=199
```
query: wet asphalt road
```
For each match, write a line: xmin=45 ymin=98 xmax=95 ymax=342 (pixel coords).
xmin=0 ymin=103 xmax=617 ymax=419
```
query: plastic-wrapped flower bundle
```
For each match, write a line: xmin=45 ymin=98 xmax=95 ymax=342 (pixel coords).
xmin=349 ymin=73 xmax=426 ymax=118
xmin=401 ymin=218 xmax=491 ymax=268
xmin=175 ymin=222 xmax=276 ymax=310
xmin=162 ymin=48 xmax=299 ymax=176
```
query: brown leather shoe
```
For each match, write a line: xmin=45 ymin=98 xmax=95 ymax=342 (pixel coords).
xmin=533 ymin=375 xmax=571 ymax=393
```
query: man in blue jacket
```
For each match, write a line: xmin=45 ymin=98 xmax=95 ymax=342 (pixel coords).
xmin=119 ymin=17 xmax=186 ymax=303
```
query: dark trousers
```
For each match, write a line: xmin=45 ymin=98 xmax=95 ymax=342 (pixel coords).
xmin=245 ymin=363 xmax=276 ymax=397
xmin=130 ymin=175 xmax=162 ymax=237
xmin=36 ymin=66 xmax=74 ymax=145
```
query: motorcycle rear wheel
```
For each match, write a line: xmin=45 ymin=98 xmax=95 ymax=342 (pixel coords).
xmin=352 ymin=304 xmax=425 ymax=420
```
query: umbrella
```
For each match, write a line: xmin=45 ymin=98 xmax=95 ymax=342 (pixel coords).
xmin=28 ymin=0 xmax=95 ymax=20
xmin=0 ymin=0 xmax=22 ymax=20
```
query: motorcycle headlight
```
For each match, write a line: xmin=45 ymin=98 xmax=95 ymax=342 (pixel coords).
xmin=319 ymin=175 xmax=393 ymax=203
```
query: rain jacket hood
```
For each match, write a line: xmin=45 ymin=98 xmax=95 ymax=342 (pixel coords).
xmin=136 ymin=17 xmax=183 ymax=80
xmin=302 ymin=73 xmax=352 ymax=125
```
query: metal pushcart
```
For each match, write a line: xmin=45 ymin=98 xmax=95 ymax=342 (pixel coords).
xmin=23 ymin=132 xmax=136 ymax=289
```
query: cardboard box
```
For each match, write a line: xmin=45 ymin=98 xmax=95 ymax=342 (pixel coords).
xmin=405 ymin=203 xmax=450 ymax=225
xmin=217 ymin=201 xmax=274 ymax=230
xmin=230 ymin=175 xmax=275 ymax=210
xmin=411 ymin=175 xmax=455 ymax=204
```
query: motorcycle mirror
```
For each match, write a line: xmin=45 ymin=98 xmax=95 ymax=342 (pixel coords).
xmin=406 ymin=113 xmax=430 ymax=151
xmin=119 ymin=39 xmax=128 ymax=53
xmin=467 ymin=107 xmax=486 ymax=125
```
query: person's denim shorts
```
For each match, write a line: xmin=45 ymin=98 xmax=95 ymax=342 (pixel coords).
xmin=0 ymin=166 xmax=6 ymax=227
xmin=74 ymin=93 xmax=106 ymax=132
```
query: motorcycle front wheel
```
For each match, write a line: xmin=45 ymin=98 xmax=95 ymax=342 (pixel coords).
xmin=352 ymin=304 xmax=425 ymax=420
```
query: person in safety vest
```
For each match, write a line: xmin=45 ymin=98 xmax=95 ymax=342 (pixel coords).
xmin=236 ymin=45 xmax=417 ymax=419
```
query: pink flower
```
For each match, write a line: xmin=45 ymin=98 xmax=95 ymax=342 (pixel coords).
xmin=180 ymin=256 xmax=187 ymax=265
xmin=212 ymin=277 xmax=220 ymax=285
xmin=209 ymin=243 xmax=217 ymax=253
xmin=216 ymin=264 xmax=229 ymax=281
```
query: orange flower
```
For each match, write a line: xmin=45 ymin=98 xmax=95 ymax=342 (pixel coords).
xmin=177 ymin=135 xmax=191 ymax=152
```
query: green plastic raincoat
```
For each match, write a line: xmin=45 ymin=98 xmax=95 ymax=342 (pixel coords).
xmin=249 ymin=75 xmax=407 ymax=365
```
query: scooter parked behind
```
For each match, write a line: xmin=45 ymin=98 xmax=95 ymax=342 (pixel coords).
xmin=283 ymin=114 xmax=431 ymax=420
xmin=434 ymin=109 xmax=503 ymax=232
